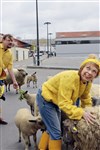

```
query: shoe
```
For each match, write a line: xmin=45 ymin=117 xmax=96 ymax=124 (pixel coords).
xmin=0 ymin=118 xmax=8 ymax=125
xmin=0 ymin=94 xmax=6 ymax=101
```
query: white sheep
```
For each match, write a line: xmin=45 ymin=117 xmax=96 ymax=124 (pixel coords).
xmin=4 ymin=68 xmax=28 ymax=94
xmin=26 ymin=72 xmax=37 ymax=88
xmin=15 ymin=108 xmax=45 ymax=150
xmin=63 ymin=105 xmax=100 ymax=150
xmin=19 ymin=90 xmax=38 ymax=116
xmin=90 ymin=83 xmax=100 ymax=98
xmin=90 ymin=84 xmax=100 ymax=106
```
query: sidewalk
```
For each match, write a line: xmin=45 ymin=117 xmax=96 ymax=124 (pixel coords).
xmin=27 ymin=55 xmax=86 ymax=70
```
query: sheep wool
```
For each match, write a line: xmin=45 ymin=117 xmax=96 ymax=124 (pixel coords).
xmin=63 ymin=105 xmax=100 ymax=150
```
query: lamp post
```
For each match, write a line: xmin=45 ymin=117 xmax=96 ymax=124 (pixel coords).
xmin=36 ymin=0 xmax=40 ymax=66
xmin=44 ymin=22 xmax=51 ymax=57
xmin=48 ymin=33 xmax=52 ymax=55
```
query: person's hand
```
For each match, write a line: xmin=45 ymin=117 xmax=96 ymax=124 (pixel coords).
xmin=13 ymin=81 xmax=19 ymax=90
xmin=83 ymin=111 xmax=96 ymax=125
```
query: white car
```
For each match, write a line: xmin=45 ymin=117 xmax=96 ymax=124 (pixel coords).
xmin=35 ymin=52 xmax=43 ymax=57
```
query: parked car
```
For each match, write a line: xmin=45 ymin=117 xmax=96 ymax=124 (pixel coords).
xmin=35 ymin=52 xmax=43 ymax=57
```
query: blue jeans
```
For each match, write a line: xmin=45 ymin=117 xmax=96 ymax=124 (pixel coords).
xmin=0 ymin=80 xmax=4 ymax=86
xmin=36 ymin=89 xmax=61 ymax=140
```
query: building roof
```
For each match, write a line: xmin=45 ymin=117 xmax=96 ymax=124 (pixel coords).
xmin=56 ymin=31 xmax=100 ymax=38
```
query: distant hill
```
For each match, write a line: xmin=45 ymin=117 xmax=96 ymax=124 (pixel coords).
xmin=22 ymin=38 xmax=55 ymax=46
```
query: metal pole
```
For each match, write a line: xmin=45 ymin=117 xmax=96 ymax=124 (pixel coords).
xmin=49 ymin=33 xmax=52 ymax=55
xmin=47 ymin=24 xmax=49 ymax=53
xmin=44 ymin=22 xmax=51 ymax=57
xmin=36 ymin=0 xmax=40 ymax=66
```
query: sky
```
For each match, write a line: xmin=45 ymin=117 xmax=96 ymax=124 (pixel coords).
xmin=0 ymin=0 xmax=99 ymax=40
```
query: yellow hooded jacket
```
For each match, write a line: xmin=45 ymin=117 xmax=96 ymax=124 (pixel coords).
xmin=42 ymin=70 xmax=92 ymax=120
xmin=0 ymin=43 xmax=13 ymax=79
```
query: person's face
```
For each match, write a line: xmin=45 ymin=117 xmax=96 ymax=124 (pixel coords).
xmin=3 ymin=37 xmax=14 ymax=49
xmin=80 ymin=63 xmax=98 ymax=82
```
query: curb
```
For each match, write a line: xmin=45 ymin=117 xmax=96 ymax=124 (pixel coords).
xmin=27 ymin=66 xmax=78 ymax=70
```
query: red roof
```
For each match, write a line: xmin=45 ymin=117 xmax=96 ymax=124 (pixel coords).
xmin=56 ymin=31 xmax=100 ymax=38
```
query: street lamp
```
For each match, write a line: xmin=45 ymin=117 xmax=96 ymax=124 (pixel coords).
xmin=48 ymin=33 xmax=52 ymax=54
xmin=44 ymin=22 xmax=51 ymax=56
xmin=36 ymin=0 xmax=40 ymax=66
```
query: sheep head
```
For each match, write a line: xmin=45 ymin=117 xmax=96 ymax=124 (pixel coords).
xmin=62 ymin=119 xmax=78 ymax=145
xmin=29 ymin=116 xmax=46 ymax=131
xmin=19 ymin=89 xmax=28 ymax=101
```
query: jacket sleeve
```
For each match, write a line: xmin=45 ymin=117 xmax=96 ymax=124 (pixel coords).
xmin=80 ymin=82 xmax=92 ymax=108
xmin=57 ymin=75 xmax=84 ymax=120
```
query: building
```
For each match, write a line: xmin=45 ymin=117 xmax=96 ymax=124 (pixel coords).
xmin=55 ymin=31 xmax=100 ymax=57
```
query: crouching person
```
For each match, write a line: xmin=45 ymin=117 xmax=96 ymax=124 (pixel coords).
xmin=36 ymin=54 xmax=100 ymax=150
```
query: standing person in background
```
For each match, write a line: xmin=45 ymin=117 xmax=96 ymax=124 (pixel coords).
xmin=0 ymin=34 xmax=19 ymax=125
xmin=36 ymin=54 xmax=100 ymax=150
xmin=33 ymin=52 xmax=36 ymax=65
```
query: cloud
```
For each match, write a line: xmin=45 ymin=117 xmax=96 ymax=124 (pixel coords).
xmin=1 ymin=1 xmax=99 ymax=39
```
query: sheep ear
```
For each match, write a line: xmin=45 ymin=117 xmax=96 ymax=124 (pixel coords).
xmin=33 ymin=72 xmax=36 ymax=75
xmin=25 ymin=91 xmax=28 ymax=94
xmin=17 ymin=68 xmax=23 ymax=72
xmin=29 ymin=120 xmax=37 ymax=123
xmin=63 ymin=120 xmax=67 ymax=125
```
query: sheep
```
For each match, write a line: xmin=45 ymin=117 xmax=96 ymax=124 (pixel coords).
xmin=15 ymin=108 xmax=45 ymax=150
xmin=4 ymin=68 xmax=28 ymax=94
xmin=92 ymin=96 xmax=100 ymax=106
xmin=90 ymin=84 xmax=100 ymax=98
xmin=62 ymin=105 xmax=100 ymax=150
xmin=90 ymin=84 xmax=100 ymax=106
xmin=26 ymin=72 xmax=37 ymax=88
xmin=19 ymin=90 xmax=38 ymax=116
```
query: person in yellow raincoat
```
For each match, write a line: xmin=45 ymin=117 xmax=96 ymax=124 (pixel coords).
xmin=0 ymin=34 xmax=19 ymax=125
xmin=36 ymin=54 xmax=100 ymax=150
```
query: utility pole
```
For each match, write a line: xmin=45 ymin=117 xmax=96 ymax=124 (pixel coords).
xmin=36 ymin=0 xmax=40 ymax=66
xmin=44 ymin=22 xmax=51 ymax=57
xmin=49 ymin=33 xmax=52 ymax=55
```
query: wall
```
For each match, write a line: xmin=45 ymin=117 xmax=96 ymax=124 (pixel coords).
xmin=11 ymin=47 xmax=29 ymax=61
xmin=55 ymin=37 xmax=100 ymax=57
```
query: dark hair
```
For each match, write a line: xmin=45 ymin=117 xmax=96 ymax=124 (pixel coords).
xmin=2 ymin=34 xmax=13 ymax=40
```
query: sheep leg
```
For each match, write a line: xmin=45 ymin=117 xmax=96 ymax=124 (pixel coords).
xmin=35 ymin=82 xmax=37 ymax=88
xmin=33 ymin=133 xmax=38 ymax=150
xmin=33 ymin=81 xmax=35 ymax=88
xmin=8 ymin=84 xmax=10 ymax=91
xmin=34 ymin=81 xmax=37 ymax=88
xmin=28 ymin=136 xmax=31 ymax=147
xmin=27 ymin=82 xmax=30 ymax=87
xmin=28 ymin=82 xmax=30 ymax=87
xmin=22 ymin=133 xmax=30 ymax=150
xmin=18 ymin=128 xmax=21 ymax=142
xmin=5 ymin=85 xmax=8 ymax=92
xmin=30 ymin=106 xmax=34 ymax=116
